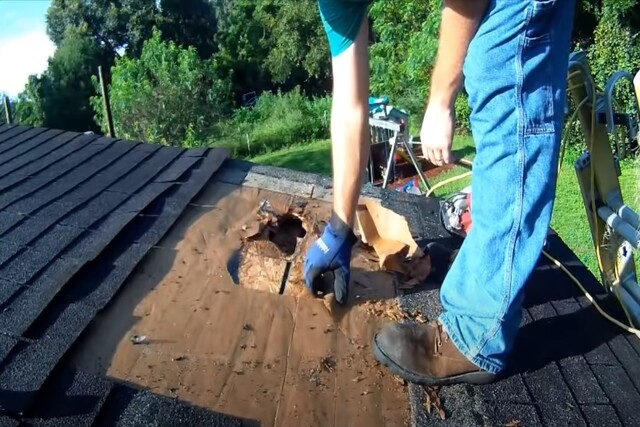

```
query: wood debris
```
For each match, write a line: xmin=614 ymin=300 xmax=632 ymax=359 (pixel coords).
xmin=505 ymin=420 xmax=521 ymax=427
xmin=320 ymin=355 xmax=336 ymax=372
xmin=424 ymin=386 xmax=446 ymax=420
xmin=363 ymin=300 xmax=407 ymax=321
xmin=393 ymin=376 xmax=407 ymax=387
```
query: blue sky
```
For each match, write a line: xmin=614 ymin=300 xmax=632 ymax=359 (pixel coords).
xmin=0 ymin=0 xmax=55 ymax=98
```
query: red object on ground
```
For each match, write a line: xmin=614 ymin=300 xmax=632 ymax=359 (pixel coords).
xmin=460 ymin=192 xmax=472 ymax=235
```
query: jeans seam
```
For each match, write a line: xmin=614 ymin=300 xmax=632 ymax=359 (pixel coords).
xmin=472 ymin=20 xmax=528 ymax=360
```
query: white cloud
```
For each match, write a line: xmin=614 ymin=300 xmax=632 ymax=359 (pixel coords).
xmin=0 ymin=30 xmax=55 ymax=98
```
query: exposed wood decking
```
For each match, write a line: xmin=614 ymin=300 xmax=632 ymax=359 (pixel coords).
xmin=69 ymin=183 xmax=410 ymax=427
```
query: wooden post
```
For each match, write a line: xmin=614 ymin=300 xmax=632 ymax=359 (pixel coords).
xmin=3 ymin=96 xmax=11 ymax=124
xmin=98 ymin=66 xmax=115 ymax=138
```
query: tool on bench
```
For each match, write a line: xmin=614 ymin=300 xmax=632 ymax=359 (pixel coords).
xmin=367 ymin=96 xmax=431 ymax=192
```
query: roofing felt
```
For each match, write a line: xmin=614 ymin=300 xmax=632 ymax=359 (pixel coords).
xmin=213 ymin=160 xmax=640 ymax=427
xmin=0 ymin=124 xmax=255 ymax=425
xmin=0 ymin=123 xmax=639 ymax=426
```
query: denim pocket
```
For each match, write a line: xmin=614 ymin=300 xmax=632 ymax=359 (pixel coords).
xmin=524 ymin=0 xmax=555 ymax=43
xmin=521 ymin=37 xmax=555 ymax=134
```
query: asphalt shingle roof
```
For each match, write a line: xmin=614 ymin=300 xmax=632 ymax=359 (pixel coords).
xmin=1 ymin=123 xmax=639 ymax=426
xmin=0 ymin=124 xmax=251 ymax=426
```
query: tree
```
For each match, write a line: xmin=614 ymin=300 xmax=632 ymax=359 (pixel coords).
xmin=92 ymin=29 xmax=232 ymax=146
xmin=157 ymin=0 xmax=219 ymax=59
xmin=46 ymin=0 xmax=159 ymax=57
xmin=214 ymin=0 xmax=273 ymax=103
xmin=15 ymin=29 xmax=109 ymax=132
xmin=14 ymin=76 xmax=47 ymax=127
xmin=253 ymin=0 xmax=330 ymax=88
xmin=214 ymin=0 xmax=331 ymax=103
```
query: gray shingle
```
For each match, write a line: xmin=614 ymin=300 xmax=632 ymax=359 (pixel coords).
xmin=99 ymin=388 xmax=247 ymax=427
xmin=2 ymin=134 xmax=97 ymax=183
xmin=580 ymin=404 xmax=623 ymax=427
xmin=0 ymin=126 xmax=44 ymax=146
xmin=23 ymin=368 xmax=113 ymax=427
xmin=0 ymin=333 xmax=18 ymax=364
xmin=0 ymin=129 xmax=64 ymax=166
xmin=153 ymin=155 xmax=200 ymax=182
xmin=0 ymin=131 xmax=77 ymax=180
xmin=0 ymin=302 xmax=95 ymax=414
xmin=0 ymin=257 xmax=84 ymax=337
xmin=59 ymin=191 xmax=130 ymax=229
xmin=591 ymin=364 xmax=640 ymax=426
xmin=0 ymin=144 xmax=108 ymax=212
xmin=0 ymin=211 xmax=23 ymax=237
xmin=0 ymin=241 xmax=23 ymax=267
xmin=0 ymin=247 xmax=57 ymax=285
xmin=0 ymin=279 xmax=22 ymax=308
xmin=108 ymin=146 xmax=184 ymax=194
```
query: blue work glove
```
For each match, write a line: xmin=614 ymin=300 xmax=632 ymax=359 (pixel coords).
xmin=304 ymin=213 xmax=358 ymax=304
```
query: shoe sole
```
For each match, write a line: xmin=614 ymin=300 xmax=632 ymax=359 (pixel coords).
xmin=372 ymin=334 xmax=497 ymax=387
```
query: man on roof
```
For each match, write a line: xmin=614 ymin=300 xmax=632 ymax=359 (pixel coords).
xmin=303 ymin=0 xmax=576 ymax=386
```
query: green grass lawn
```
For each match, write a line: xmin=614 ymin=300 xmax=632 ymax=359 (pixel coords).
xmin=250 ymin=139 xmax=332 ymax=176
xmin=251 ymin=136 xmax=639 ymax=279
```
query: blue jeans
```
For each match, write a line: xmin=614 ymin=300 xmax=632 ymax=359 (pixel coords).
xmin=438 ymin=0 xmax=576 ymax=375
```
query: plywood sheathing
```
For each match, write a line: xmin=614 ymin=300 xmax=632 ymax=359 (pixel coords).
xmin=70 ymin=180 xmax=412 ymax=427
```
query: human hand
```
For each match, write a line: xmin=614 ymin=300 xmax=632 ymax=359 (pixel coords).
xmin=303 ymin=214 xmax=358 ymax=304
xmin=420 ymin=103 xmax=455 ymax=167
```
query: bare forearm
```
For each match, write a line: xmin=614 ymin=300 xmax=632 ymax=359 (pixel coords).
xmin=330 ymin=17 xmax=370 ymax=228
xmin=331 ymin=102 xmax=369 ymax=227
xmin=429 ymin=0 xmax=489 ymax=108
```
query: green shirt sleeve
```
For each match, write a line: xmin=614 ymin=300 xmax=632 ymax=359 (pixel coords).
xmin=318 ymin=0 xmax=373 ymax=58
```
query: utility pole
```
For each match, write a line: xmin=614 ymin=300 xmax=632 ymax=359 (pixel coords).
xmin=98 ymin=66 xmax=115 ymax=138
xmin=3 ymin=96 xmax=11 ymax=124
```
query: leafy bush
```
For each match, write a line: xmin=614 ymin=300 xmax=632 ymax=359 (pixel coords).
xmin=91 ymin=29 xmax=232 ymax=146
xmin=587 ymin=3 xmax=639 ymax=109
xmin=562 ymin=2 xmax=640 ymax=151
xmin=211 ymin=88 xmax=331 ymax=157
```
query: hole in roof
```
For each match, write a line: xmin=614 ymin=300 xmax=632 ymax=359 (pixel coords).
xmin=265 ymin=214 xmax=307 ymax=256
xmin=227 ymin=210 xmax=308 ymax=295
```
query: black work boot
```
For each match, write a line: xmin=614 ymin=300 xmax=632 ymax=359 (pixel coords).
xmin=373 ymin=320 xmax=497 ymax=386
